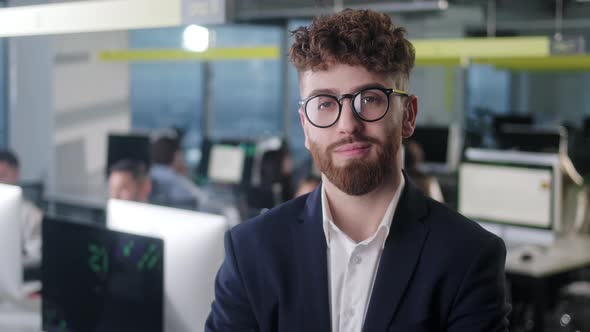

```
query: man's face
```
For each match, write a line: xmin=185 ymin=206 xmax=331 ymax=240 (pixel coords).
xmin=299 ymin=63 xmax=417 ymax=195
xmin=172 ymin=150 xmax=188 ymax=176
xmin=0 ymin=162 xmax=19 ymax=185
xmin=109 ymin=171 xmax=148 ymax=202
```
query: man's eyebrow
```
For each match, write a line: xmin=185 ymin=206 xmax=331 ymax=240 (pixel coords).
xmin=304 ymin=83 xmax=394 ymax=99
xmin=304 ymin=88 xmax=339 ymax=98
xmin=350 ymin=83 xmax=388 ymax=91
xmin=305 ymin=83 xmax=389 ymax=99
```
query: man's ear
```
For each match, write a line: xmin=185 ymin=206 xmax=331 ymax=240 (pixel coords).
xmin=299 ymin=109 xmax=311 ymax=151
xmin=402 ymin=95 xmax=418 ymax=138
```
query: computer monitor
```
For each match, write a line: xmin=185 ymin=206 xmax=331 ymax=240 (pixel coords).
xmin=459 ymin=162 xmax=555 ymax=230
xmin=197 ymin=138 xmax=255 ymax=186
xmin=42 ymin=216 xmax=164 ymax=332
xmin=106 ymin=133 xmax=151 ymax=177
xmin=492 ymin=114 xmax=534 ymax=135
xmin=0 ymin=184 xmax=23 ymax=301
xmin=44 ymin=197 xmax=106 ymax=225
xmin=106 ymin=199 xmax=228 ymax=332
xmin=410 ymin=125 xmax=461 ymax=172
xmin=496 ymin=125 xmax=564 ymax=154
xmin=583 ymin=117 xmax=590 ymax=138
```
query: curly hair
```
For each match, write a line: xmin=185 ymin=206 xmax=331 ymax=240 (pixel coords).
xmin=289 ymin=9 xmax=415 ymax=86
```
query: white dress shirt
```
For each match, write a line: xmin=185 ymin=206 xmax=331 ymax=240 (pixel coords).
xmin=21 ymin=199 xmax=43 ymax=267
xmin=322 ymin=176 xmax=405 ymax=332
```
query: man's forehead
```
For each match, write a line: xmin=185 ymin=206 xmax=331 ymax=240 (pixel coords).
xmin=298 ymin=65 xmax=396 ymax=96
xmin=0 ymin=161 xmax=14 ymax=170
xmin=111 ymin=171 xmax=135 ymax=181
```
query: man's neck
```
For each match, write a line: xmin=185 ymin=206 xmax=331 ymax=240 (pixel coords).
xmin=323 ymin=168 xmax=402 ymax=243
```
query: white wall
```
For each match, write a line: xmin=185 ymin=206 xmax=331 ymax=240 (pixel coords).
xmin=8 ymin=35 xmax=55 ymax=187
xmin=8 ymin=25 xmax=130 ymax=198
xmin=52 ymin=31 xmax=130 ymax=195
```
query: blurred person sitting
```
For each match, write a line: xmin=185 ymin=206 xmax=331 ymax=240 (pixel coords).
xmin=403 ymin=140 xmax=444 ymax=203
xmin=0 ymin=150 xmax=43 ymax=267
xmin=293 ymin=175 xmax=321 ymax=198
xmin=259 ymin=143 xmax=295 ymax=203
xmin=108 ymin=159 xmax=152 ymax=202
xmin=149 ymin=136 xmax=201 ymax=209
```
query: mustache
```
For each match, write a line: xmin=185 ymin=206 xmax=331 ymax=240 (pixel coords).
xmin=327 ymin=135 xmax=380 ymax=152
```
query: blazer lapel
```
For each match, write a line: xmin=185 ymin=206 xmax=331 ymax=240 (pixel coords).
xmin=291 ymin=185 xmax=331 ymax=331
xmin=362 ymin=178 xmax=430 ymax=332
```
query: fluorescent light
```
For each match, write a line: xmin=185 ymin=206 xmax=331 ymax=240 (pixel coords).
xmin=0 ymin=0 xmax=179 ymax=37
xmin=236 ymin=1 xmax=448 ymax=20
xmin=0 ymin=0 xmax=228 ymax=37
xmin=183 ymin=24 xmax=209 ymax=52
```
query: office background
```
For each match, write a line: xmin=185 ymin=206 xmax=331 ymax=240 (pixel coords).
xmin=2 ymin=1 xmax=590 ymax=331
xmin=2 ymin=0 xmax=590 ymax=198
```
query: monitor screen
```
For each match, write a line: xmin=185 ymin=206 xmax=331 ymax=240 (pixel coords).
xmin=42 ymin=217 xmax=164 ymax=332
xmin=410 ymin=126 xmax=449 ymax=164
xmin=198 ymin=138 xmax=255 ymax=186
xmin=208 ymin=144 xmax=246 ymax=184
xmin=44 ymin=198 xmax=106 ymax=225
xmin=106 ymin=199 xmax=228 ymax=332
xmin=492 ymin=114 xmax=534 ymax=135
xmin=0 ymin=184 xmax=23 ymax=300
xmin=458 ymin=162 xmax=553 ymax=229
xmin=584 ymin=117 xmax=590 ymax=138
xmin=106 ymin=134 xmax=151 ymax=177
xmin=496 ymin=126 xmax=562 ymax=153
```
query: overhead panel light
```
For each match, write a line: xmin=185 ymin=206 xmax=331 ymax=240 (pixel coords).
xmin=183 ymin=25 xmax=209 ymax=52
xmin=236 ymin=1 xmax=447 ymax=20
xmin=0 ymin=0 xmax=228 ymax=37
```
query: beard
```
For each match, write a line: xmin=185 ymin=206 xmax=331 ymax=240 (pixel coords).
xmin=310 ymin=133 xmax=398 ymax=196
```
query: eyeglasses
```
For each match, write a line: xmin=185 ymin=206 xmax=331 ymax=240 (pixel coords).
xmin=298 ymin=87 xmax=409 ymax=128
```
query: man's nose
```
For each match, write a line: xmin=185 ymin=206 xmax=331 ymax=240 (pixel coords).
xmin=335 ymin=98 xmax=363 ymax=134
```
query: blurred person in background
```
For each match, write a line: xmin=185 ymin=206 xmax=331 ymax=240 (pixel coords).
xmin=0 ymin=150 xmax=43 ymax=267
xmin=108 ymin=159 xmax=152 ymax=202
xmin=260 ymin=142 xmax=295 ymax=203
xmin=149 ymin=136 xmax=201 ymax=209
xmin=403 ymin=139 xmax=444 ymax=202
xmin=293 ymin=175 xmax=321 ymax=198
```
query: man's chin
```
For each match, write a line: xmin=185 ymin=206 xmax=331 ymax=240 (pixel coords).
xmin=331 ymin=154 xmax=376 ymax=167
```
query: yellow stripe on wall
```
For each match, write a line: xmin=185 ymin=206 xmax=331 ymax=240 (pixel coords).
xmin=414 ymin=56 xmax=464 ymax=66
xmin=99 ymin=47 xmax=280 ymax=62
xmin=412 ymin=36 xmax=550 ymax=58
xmin=473 ymin=55 xmax=590 ymax=71
xmin=99 ymin=37 xmax=590 ymax=72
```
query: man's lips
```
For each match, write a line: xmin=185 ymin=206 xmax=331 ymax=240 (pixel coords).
xmin=333 ymin=143 xmax=371 ymax=156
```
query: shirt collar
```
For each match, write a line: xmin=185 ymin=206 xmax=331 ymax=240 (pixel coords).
xmin=321 ymin=175 xmax=405 ymax=249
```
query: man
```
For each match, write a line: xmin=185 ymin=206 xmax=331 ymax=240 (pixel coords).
xmin=0 ymin=150 xmax=43 ymax=267
xmin=108 ymin=159 xmax=152 ymax=202
xmin=148 ymin=136 xmax=201 ymax=209
xmin=207 ymin=9 xmax=510 ymax=332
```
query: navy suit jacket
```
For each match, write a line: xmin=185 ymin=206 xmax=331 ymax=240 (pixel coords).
xmin=206 ymin=179 xmax=510 ymax=331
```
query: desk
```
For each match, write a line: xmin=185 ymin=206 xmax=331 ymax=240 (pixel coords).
xmin=505 ymin=234 xmax=590 ymax=331
xmin=43 ymin=190 xmax=106 ymax=225
xmin=0 ymin=298 xmax=41 ymax=332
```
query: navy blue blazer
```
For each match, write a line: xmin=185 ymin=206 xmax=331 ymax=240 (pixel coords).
xmin=206 ymin=179 xmax=510 ymax=331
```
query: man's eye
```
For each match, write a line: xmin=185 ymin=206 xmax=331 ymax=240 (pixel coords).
xmin=318 ymin=101 xmax=336 ymax=110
